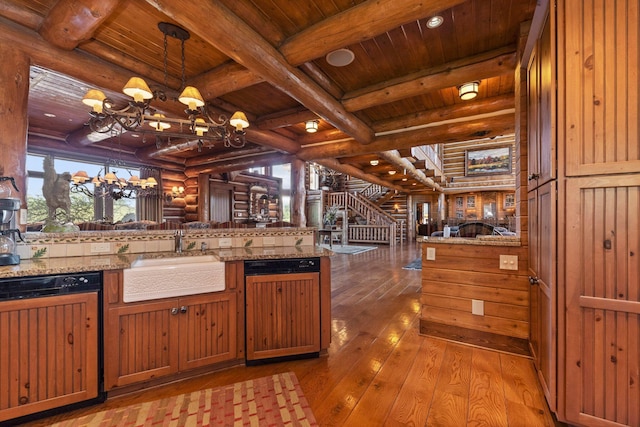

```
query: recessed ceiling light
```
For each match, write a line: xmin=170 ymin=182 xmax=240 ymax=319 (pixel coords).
xmin=370 ymin=159 xmax=379 ymax=166
xmin=402 ymin=177 xmax=408 ymax=181
xmin=326 ymin=48 xmax=355 ymax=67
xmin=388 ymin=170 xmax=396 ymax=175
xmin=44 ymin=113 xmax=56 ymax=118
xmin=426 ymin=15 xmax=444 ymax=29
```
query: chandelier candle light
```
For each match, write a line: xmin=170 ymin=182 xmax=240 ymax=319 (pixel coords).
xmin=81 ymin=22 xmax=249 ymax=149
xmin=71 ymin=166 xmax=158 ymax=200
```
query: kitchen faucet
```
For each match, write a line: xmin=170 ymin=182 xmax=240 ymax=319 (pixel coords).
xmin=174 ymin=229 xmax=184 ymax=253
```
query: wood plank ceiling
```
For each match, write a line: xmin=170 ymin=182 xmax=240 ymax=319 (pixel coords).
xmin=0 ymin=0 xmax=536 ymax=193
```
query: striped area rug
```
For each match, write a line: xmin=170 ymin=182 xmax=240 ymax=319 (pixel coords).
xmin=52 ymin=372 xmax=317 ymax=426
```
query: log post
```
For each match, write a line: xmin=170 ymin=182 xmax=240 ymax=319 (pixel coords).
xmin=290 ymin=158 xmax=306 ymax=227
xmin=0 ymin=44 xmax=29 ymax=228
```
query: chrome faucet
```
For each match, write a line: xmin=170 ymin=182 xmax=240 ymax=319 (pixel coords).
xmin=174 ymin=229 xmax=184 ymax=253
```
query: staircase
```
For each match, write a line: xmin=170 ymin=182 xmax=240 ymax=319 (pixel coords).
xmin=327 ymin=192 xmax=402 ymax=246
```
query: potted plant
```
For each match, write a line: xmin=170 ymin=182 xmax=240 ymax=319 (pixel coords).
xmin=323 ymin=204 xmax=340 ymax=229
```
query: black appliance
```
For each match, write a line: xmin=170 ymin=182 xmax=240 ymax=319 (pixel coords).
xmin=244 ymin=257 xmax=320 ymax=275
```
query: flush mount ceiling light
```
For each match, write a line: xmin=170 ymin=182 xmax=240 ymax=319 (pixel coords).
xmin=388 ymin=170 xmax=397 ymax=175
xmin=426 ymin=15 xmax=444 ymax=29
xmin=81 ymin=22 xmax=249 ymax=148
xmin=326 ymin=48 xmax=355 ymax=67
xmin=370 ymin=159 xmax=379 ymax=166
xmin=305 ymin=120 xmax=319 ymax=133
xmin=458 ymin=81 xmax=480 ymax=100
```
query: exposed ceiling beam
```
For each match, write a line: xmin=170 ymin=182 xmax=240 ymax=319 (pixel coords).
xmin=342 ymin=47 xmax=517 ymax=112
xmin=316 ymin=158 xmax=405 ymax=192
xmin=144 ymin=0 xmax=376 ymax=145
xmin=379 ymin=151 xmax=443 ymax=192
xmin=279 ymin=0 xmax=467 ymax=66
xmin=184 ymin=152 xmax=293 ymax=177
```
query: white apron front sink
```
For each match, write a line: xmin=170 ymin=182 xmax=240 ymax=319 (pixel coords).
xmin=123 ymin=255 xmax=225 ymax=302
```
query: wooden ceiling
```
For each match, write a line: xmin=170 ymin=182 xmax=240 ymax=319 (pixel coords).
xmin=0 ymin=0 xmax=537 ymax=192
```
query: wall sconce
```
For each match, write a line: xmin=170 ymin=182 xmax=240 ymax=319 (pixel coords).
xmin=458 ymin=81 xmax=479 ymax=100
xmin=165 ymin=185 xmax=184 ymax=202
xmin=370 ymin=159 xmax=379 ymax=166
xmin=305 ymin=120 xmax=319 ymax=133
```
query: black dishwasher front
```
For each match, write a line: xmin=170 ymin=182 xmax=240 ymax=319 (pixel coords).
xmin=244 ymin=258 xmax=321 ymax=364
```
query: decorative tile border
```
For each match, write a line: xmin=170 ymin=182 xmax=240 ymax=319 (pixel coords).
xmin=18 ymin=228 xmax=316 ymax=259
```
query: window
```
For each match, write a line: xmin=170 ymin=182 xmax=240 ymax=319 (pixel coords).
xmin=271 ymin=163 xmax=291 ymax=222
xmin=26 ymin=153 xmax=137 ymax=225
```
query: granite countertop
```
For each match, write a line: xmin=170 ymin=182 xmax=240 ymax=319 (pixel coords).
xmin=418 ymin=235 xmax=521 ymax=247
xmin=0 ymin=245 xmax=332 ymax=279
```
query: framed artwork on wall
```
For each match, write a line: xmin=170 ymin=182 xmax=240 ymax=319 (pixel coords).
xmin=466 ymin=195 xmax=475 ymax=208
xmin=505 ymin=193 xmax=515 ymax=208
xmin=465 ymin=146 xmax=512 ymax=176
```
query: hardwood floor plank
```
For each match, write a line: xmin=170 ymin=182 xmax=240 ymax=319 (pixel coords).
xmin=467 ymin=349 xmax=509 ymax=427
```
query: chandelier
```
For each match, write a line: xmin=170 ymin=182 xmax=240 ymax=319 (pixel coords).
xmin=81 ymin=22 xmax=249 ymax=149
xmin=71 ymin=162 xmax=158 ymax=200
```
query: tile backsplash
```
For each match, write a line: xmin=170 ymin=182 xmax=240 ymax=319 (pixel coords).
xmin=17 ymin=228 xmax=316 ymax=260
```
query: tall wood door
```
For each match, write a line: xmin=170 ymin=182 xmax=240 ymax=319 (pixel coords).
xmin=0 ymin=293 xmax=99 ymax=422
xmin=528 ymin=181 xmax=557 ymax=411
xmin=527 ymin=9 xmax=557 ymax=414
xmin=246 ymin=272 xmax=320 ymax=361
xmin=178 ymin=293 xmax=237 ymax=371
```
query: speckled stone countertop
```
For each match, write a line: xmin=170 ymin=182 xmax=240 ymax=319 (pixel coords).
xmin=419 ymin=235 xmax=521 ymax=246
xmin=0 ymin=245 xmax=332 ymax=279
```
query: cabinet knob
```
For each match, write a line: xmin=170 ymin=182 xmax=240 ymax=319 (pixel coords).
xmin=171 ymin=307 xmax=179 ymax=315
xmin=528 ymin=276 xmax=539 ymax=285
xmin=180 ymin=306 xmax=188 ymax=313
xmin=528 ymin=173 xmax=540 ymax=181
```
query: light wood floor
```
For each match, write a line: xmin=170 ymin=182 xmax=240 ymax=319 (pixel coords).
xmin=23 ymin=243 xmax=557 ymax=426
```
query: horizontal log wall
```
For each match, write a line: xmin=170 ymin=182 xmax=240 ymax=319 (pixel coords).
xmin=420 ymin=242 xmax=529 ymax=339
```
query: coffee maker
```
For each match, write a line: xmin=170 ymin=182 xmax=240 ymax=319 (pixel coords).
xmin=0 ymin=176 xmax=22 ymax=266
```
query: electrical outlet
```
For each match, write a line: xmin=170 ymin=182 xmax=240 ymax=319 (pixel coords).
xmin=90 ymin=242 xmax=111 ymax=253
xmin=219 ymin=238 xmax=232 ymax=248
xmin=499 ymin=255 xmax=518 ymax=270
xmin=472 ymin=299 xmax=484 ymax=316
xmin=426 ymin=247 xmax=436 ymax=261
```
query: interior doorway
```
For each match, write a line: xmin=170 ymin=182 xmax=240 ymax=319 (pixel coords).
xmin=415 ymin=202 xmax=432 ymax=236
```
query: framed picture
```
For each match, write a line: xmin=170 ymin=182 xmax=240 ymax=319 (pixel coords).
xmin=505 ymin=193 xmax=515 ymax=208
xmin=465 ymin=146 xmax=512 ymax=176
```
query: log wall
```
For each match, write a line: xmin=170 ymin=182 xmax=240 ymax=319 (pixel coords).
xmin=420 ymin=241 xmax=529 ymax=340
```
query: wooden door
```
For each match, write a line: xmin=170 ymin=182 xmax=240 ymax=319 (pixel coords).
xmin=246 ymin=272 xmax=321 ymax=361
xmin=178 ymin=293 xmax=238 ymax=371
xmin=104 ymin=300 xmax=179 ymax=390
xmin=564 ymin=176 xmax=640 ymax=426
xmin=532 ymin=181 xmax=556 ymax=411
xmin=527 ymin=38 xmax=540 ymax=192
xmin=0 ymin=293 xmax=99 ymax=422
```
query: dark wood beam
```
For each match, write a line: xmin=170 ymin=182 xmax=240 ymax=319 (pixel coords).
xmin=184 ymin=152 xmax=293 ymax=177
xmin=316 ymin=159 xmax=404 ymax=192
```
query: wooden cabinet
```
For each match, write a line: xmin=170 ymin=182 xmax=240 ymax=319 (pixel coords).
xmin=527 ymin=11 xmax=558 ymax=414
xmin=246 ymin=272 xmax=321 ymax=361
xmin=103 ymin=271 xmax=237 ymax=391
xmin=0 ymin=293 xmax=99 ymax=422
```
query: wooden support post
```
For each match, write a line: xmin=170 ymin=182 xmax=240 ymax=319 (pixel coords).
xmin=291 ymin=158 xmax=306 ymax=227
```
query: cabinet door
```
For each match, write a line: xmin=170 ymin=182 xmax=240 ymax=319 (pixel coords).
xmin=178 ymin=293 xmax=237 ymax=371
xmin=564 ymin=176 xmax=640 ymax=426
xmin=0 ymin=293 xmax=99 ymax=422
xmin=246 ymin=272 xmax=320 ymax=360
xmin=529 ymin=181 xmax=557 ymax=411
xmin=104 ymin=300 xmax=179 ymax=390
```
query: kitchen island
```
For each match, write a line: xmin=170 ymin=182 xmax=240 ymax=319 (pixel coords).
xmin=419 ymin=235 xmax=529 ymax=354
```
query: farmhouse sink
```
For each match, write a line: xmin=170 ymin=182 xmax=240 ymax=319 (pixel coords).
xmin=123 ymin=255 xmax=225 ymax=302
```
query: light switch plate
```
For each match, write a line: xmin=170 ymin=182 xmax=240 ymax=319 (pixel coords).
xmin=426 ymin=247 xmax=436 ymax=261
xmin=472 ymin=299 xmax=484 ymax=315
xmin=499 ymin=254 xmax=518 ymax=270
